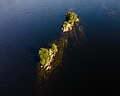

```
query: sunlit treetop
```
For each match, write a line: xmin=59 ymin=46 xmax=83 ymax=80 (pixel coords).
xmin=38 ymin=43 xmax=58 ymax=65
xmin=39 ymin=48 xmax=49 ymax=65
xmin=51 ymin=43 xmax=58 ymax=53
xmin=62 ymin=12 xmax=79 ymax=32
xmin=65 ymin=12 xmax=79 ymax=25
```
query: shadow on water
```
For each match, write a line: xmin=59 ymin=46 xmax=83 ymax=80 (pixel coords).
xmin=36 ymin=19 xmax=120 ymax=95
xmin=36 ymin=23 xmax=87 ymax=96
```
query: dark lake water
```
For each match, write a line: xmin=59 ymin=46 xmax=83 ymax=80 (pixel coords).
xmin=0 ymin=0 xmax=120 ymax=96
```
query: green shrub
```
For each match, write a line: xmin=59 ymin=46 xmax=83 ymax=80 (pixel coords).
xmin=38 ymin=43 xmax=58 ymax=65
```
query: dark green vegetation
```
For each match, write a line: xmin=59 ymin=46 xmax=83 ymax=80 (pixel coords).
xmin=39 ymin=48 xmax=49 ymax=65
xmin=62 ymin=12 xmax=79 ymax=32
xmin=38 ymin=43 xmax=58 ymax=65
xmin=51 ymin=43 xmax=58 ymax=53
xmin=65 ymin=12 xmax=79 ymax=26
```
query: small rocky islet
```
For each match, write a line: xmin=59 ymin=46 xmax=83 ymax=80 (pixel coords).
xmin=36 ymin=12 xmax=84 ymax=83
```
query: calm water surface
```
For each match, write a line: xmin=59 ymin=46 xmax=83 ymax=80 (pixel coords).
xmin=0 ymin=0 xmax=120 ymax=96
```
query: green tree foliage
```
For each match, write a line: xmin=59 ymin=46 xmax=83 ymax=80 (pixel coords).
xmin=38 ymin=43 xmax=58 ymax=65
xmin=39 ymin=48 xmax=49 ymax=65
xmin=51 ymin=43 xmax=58 ymax=53
xmin=63 ymin=21 xmax=69 ymax=27
xmin=62 ymin=12 xmax=79 ymax=32
xmin=65 ymin=12 xmax=79 ymax=25
xmin=65 ymin=12 xmax=78 ymax=21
